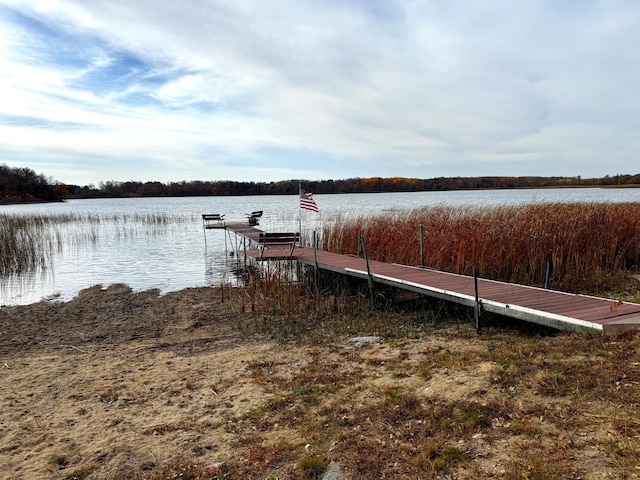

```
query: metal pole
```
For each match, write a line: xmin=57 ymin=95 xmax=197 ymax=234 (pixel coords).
xmin=360 ymin=233 xmax=375 ymax=306
xmin=544 ymin=261 xmax=550 ymax=289
xmin=298 ymin=183 xmax=303 ymax=245
xmin=203 ymin=218 xmax=207 ymax=247
xmin=313 ymin=230 xmax=318 ymax=289
xmin=473 ymin=267 xmax=480 ymax=332
xmin=233 ymin=232 xmax=240 ymax=269
xmin=419 ymin=224 xmax=424 ymax=266
xmin=243 ymin=237 xmax=247 ymax=271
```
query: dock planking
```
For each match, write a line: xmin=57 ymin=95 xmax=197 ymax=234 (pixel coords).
xmin=221 ymin=222 xmax=263 ymax=242
xmin=222 ymin=223 xmax=640 ymax=334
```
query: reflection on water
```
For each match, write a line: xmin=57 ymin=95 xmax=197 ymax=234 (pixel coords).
xmin=2 ymin=188 xmax=640 ymax=305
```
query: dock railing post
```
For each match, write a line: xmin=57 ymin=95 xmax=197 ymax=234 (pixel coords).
xmin=474 ymin=267 xmax=480 ymax=332
xmin=313 ymin=230 xmax=318 ymax=291
xmin=360 ymin=233 xmax=375 ymax=307
xmin=243 ymin=238 xmax=247 ymax=271
xmin=419 ymin=224 xmax=424 ymax=266
xmin=544 ymin=260 xmax=551 ymax=289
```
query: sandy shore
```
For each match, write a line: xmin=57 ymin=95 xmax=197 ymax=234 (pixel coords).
xmin=1 ymin=284 xmax=639 ymax=479
xmin=1 ymin=284 xmax=266 ymax=478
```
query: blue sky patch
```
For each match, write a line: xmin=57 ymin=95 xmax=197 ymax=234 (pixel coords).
xmin=1 ymin=4 xmax=187 ymax=107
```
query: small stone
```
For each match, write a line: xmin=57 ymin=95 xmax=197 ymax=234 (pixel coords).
xmin=323 ymin=462 xmax=345 ymax=480
xmin=348 ymin=336 xmax=382 ymax=348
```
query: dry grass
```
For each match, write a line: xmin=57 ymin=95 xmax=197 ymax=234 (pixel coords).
xmin=2 ymin=282 xmax=640 ymax=479
xmin=321 ymin=202 xmax=640 ymax=293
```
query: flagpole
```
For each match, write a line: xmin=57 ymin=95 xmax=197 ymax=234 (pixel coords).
xmin=298 ymin=182 xmax=302 ymax=244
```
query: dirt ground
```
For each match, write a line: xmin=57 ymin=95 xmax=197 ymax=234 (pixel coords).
xmin=1 ymin=284 xmax=640 ymax=479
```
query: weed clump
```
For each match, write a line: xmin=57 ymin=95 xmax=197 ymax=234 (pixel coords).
xmin=414 ymin=442 xmax=468 ymax=474
xmin=297 ymin=454 xmax=325 ymax=479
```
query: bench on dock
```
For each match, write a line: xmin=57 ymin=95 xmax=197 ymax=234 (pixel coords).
xmin=245 ymin=210 xmax=263 ymax=226
xmin=258 ymin=232 xmax=300 ymax=259
xmin=202 ymin=214 xmax=225 ymax=229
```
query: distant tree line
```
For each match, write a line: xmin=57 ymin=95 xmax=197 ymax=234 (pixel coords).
xmin=0 ymin=164 xmax=67 ymax=203
xmin=2 ymin=162 xmax=640 ymax=204
xmin=66 ymin=173 xmax=640 ymax=198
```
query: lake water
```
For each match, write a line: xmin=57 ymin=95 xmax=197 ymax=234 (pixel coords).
xmin=2 ymin=188 xmax=640 ymax=305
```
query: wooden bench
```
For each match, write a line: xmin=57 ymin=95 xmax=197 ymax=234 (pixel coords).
xmin=245 ymin=210 xmax=263 ymax=226
xmin=258 ymin=232 xmax=300 ymax=259
xmin=202 ymin=214 xmax=225 ymax=229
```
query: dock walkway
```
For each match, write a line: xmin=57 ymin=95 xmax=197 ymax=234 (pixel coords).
xmin=221 ymin=223 xmax=640 ymax=334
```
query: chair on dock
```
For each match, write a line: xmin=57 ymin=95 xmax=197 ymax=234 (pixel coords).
xmin=258 ymin=232 xmax=300 ymax=259
xmin=245 ymin=210 xmax=263 ymax=226
xmin=202 ymin=214 xmax=225 ymax=229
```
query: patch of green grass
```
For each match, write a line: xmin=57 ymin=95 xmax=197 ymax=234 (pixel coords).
xmin=439 ymin=417 xmax=453 ymax=431
xmin=291 ymin=384 xmax=320 ymax=405
xmin=417 ymin=364 xmax=432 ymax=379
xmin=414 ymin=442 xmax=468 ymax=473
xmin=436 ymin=348 xmax=473 ymax=369
xmin=385 ymin=337 xmax=399 ymax=346
xmin=63 ymin=467 xmax=91 ymax=480
xmin=456 ymin=408 xmax=493 ymax=432
xmin=297 ymin=454 xmax=325 ymax=479
xmin=292 ymin=384 xmax=316 ymax=397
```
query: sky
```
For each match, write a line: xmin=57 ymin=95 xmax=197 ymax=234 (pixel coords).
xmin=1 ymin=1 xmax=639 ymax=186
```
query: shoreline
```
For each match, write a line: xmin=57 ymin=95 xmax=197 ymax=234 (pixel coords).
xmin=1 ymin=284 xmax=639 ymax=478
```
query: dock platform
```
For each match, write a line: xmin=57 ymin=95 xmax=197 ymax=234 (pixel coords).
xmin=221 ymin=223 xmax=640 ymax=334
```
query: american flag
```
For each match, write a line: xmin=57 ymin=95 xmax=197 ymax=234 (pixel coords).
xmin=300 ymin=190 xmax=319 ymax=212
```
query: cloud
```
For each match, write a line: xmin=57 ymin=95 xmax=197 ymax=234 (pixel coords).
xmin=0 ymin=0 xmax=639 ymax=185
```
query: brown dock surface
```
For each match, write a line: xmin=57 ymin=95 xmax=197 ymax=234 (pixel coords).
xmin=223 ymin=224 xmax=640 ymax=334
xmin=221 ymin=222 xmax=264 ymax=242
xmin=247 ymin=246 xmax=640 ymax=334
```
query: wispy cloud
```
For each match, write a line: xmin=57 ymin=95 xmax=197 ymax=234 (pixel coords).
xmin=1 ymin=0 xmax=639 ymax=185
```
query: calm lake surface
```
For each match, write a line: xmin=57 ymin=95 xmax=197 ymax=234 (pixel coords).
xmin=2 ymin=188 xmax=640 ymax=305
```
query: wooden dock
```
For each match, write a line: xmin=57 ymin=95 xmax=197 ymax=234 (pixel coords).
xmin=218 ymin=222 xmax=264 ymax=241
xmin=220 ymin=223 xmax=640 ymax=334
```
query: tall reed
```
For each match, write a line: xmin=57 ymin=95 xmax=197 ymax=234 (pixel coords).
xmin=321 ymin=202 xmax=640 ymax=292
xmin=0 ymin=212 xmax=188 ymax=277
xmin=0 ymin=213 xmax=71 ymax=276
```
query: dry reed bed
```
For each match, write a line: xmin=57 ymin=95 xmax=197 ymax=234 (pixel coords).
xmin=321 ymin=202 xmax=640 ymax=292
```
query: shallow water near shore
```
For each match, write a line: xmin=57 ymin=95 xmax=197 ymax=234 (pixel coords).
xmin=2 ymin=188 xmax=640 ymax=305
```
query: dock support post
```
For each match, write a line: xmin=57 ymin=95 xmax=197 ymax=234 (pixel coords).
xmin=243 ymin=238 xmax=247 ymax=271
xmin=313 ymin=230 xmax=319 ymax=290
xmin=234 ymin=232 xmax=240 ymax=269
xmin=473 ymin=267 xmax=480 ymax=332
xmin=203 ymin=219 xmax=207 ymax=247
xmin=544 ymin=261 xmax=550 ymax=289
xmin=360 ymin=233 xmax=375 ymax=307
xmin=419 ymin=224 xmax=425 ymax=266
